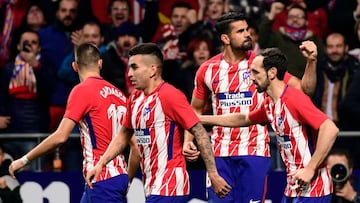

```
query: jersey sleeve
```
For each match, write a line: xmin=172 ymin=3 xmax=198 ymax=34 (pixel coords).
xmin=283 ymin=71 xmax=292 ymax=84
xmin=192 ymin=63 xmax=210 ymax=101
xmin=64 ymin=85 xmax=92 ymax=122
xmin=160 ymin=85 xmax=199 ymax=130
xmin=287 ymin=88 xmax=328 ymax=130
xmin=248 ymin=98 xmax=270 ymax=124
xmin=122 ymin=91 xmax=137 ymax=129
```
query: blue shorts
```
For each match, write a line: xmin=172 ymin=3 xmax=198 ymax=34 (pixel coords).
xmin=281 ymin=194 xmax=332 ymax=203
xmin=207 ymin=156 xmax=271 ymax=203
xmin=80 ymin=174 xmax=129 ymax=203
xmin=145 ymin=195 xmax=190 ymax=203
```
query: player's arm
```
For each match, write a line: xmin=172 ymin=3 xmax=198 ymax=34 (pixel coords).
xmin=188 ymin=122 xmax=232 ymax=197
xmin=85 ymin=126 xmax=133 ymax=188
xmin=127 ymin=136 xmax=141 ymax=182
xmin=288 ymin=40 xmax=318 ymax=96
xmin=200 ymin=113 xmax=253 ymax=127
xmin=306 ymin=119 xmax=339 ymax=173
xmin=9 ymin=118 xmax=75 ymax=178
xmin=290 ymin=119 xmax=339 ymax=185
xmin=183 ymin=96 xmax=207 ymax=160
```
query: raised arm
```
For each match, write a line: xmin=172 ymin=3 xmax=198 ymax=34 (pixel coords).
xmin=287 ymin=40 xmax=318 ymax=96
xmin=85 ymin=126 xmax=133 ymax=188
xmin=200 ymin=113 xmax=252 ymax=127
xmin=188 ymin=122 xmax=232 ymax=198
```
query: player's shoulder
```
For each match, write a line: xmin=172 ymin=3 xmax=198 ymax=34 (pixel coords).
xmin=198 ymin=54 xmax=222 ymax=70
xmin=283 ymin=86 xmax=312 ymax=105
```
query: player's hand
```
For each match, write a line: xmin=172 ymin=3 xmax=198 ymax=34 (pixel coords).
xmin=208 ymin=172 xmax=232 ymax=198
xmin=289 ymin=167 xmax=315 ymax=189
xmin=182 ymin=141 xmax=200 ymax=162
xmin=8 ymin=159 xmax=26 ymax=179
xmin=299 ymin=40 xmax=317 ymax=61
xmin=85 ymin=163 xmax=102 ymax=189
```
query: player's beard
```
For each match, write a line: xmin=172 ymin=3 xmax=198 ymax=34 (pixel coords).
xmin=230 ymin=36 xmax=253 ymax=52
xmin=255 ymin=76 xmax=270 ymax=93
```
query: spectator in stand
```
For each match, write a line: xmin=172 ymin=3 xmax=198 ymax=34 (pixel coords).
xmin=183 ymin=0 xmax=228 ymax=54
xmin=38 ymin=0 xmax=80 ymax=132
xmin=326 ymin=148 xmax=360 ymax=203
xmin=0 ymin=30 xmax=55 ymax=170
xmin=271 ymin=0 xmax=329 ymax=40
xmin=249 ymin=21 xmax=261 ymax=54
xmin=10 ymin=3 xmax=48 ymax=63
xmin=159 ymin=2 xmax=204 ymax=87
xmin=58 ymin=21 xmax=106 ymax=88
xmin=338 ymin=62 xmax=360 ymax=131
xmin=101 ymin=21 xmax=139 ymax=96
xmin=312 ymin=32 xmax=360 ymax=126
xmin=102 ymin=0 xmax=159 ymax=44
xmin=258 ymin=2 xmax=324 ymax=78
xmin=178 ymin=37 xmax=215 ymax=102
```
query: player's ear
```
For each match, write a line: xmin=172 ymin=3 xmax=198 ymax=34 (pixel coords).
xmin=269 ymin=67 xmax=277 ymax=80
xmin=221 ymin=34 xmax=230 ymax=45
xmin=98 ymin=59 xmax=103 ymax=70
xmin=72 ymin=61 xmax=78 ymax=72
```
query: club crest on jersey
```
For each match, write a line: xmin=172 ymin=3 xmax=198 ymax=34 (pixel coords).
xmin=277 ymin=117 xmax=284 ymax=127
xmin=143 ymin=107 xmax=151 ymax=121
xmin=217 ymin=91 xmax=253 ymax=107
xmin=134 ymin=128 xmax=151 ymax=145
xmin=243 ymin=71 xmax=251 ymax=81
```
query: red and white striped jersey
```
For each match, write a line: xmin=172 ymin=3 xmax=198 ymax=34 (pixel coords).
xmin=193 ymin=52 xmax=270 ymax=157
xmin=249 ymin=86 xmax=332 ymax=197
xmin=123 ymin=82 xmax=198 ymax=197
xmin=64 ymin=76 xmax=128 ymax=181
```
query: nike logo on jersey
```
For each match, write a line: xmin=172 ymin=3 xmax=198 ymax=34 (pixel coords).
xmin=249 ymin=199 xmax=260 ymax=203
xmin=213 ymin=79 xmax=223 ymax=84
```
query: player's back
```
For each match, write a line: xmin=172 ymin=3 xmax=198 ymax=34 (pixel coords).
xmin=64 ymin=77 xmax=128 ymax=179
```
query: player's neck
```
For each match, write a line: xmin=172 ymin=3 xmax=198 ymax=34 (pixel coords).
xmin=223 ymin=48 xmax=248 ymax=64
xmin=143 ymin=77 xmax=164 ymax=95
xmin=79 ymin=72 xmax=100 ymax=82
xmin=267 ymin=80 xmax=286 ymax=103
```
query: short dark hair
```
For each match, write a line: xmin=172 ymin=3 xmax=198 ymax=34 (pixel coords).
xmin=259 ymin=48 xmax=288 ymax=80
xmin=129 ymin=43 xmax=163 ymax=69
xmin=75 ymin=43 xmax=100 ymax=67
xmin=327 ymin=148 xmax=354 ymax=169
xmin=215 ymin=12 xmax=248 ymax=35
xmin=171 ymin=1 xmax=192 ymax=15
xmin=287 ymin=4 xmax=308 ymax=20
xmin=82 ymin=21 xmax=103 ymax=36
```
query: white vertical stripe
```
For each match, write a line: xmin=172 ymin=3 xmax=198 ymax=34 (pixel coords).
xmin=152 ymin=97 xmax=167 ymax=195
xmin=176 ymin=168 xmax=184 ymax=195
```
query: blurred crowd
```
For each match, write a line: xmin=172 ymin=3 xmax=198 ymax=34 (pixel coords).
xmin=1 ymin=0 xmax=360 ymax=171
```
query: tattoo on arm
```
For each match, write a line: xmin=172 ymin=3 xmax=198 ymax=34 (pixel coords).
xmin=189 ymin=123 xmax=216 ymax=173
